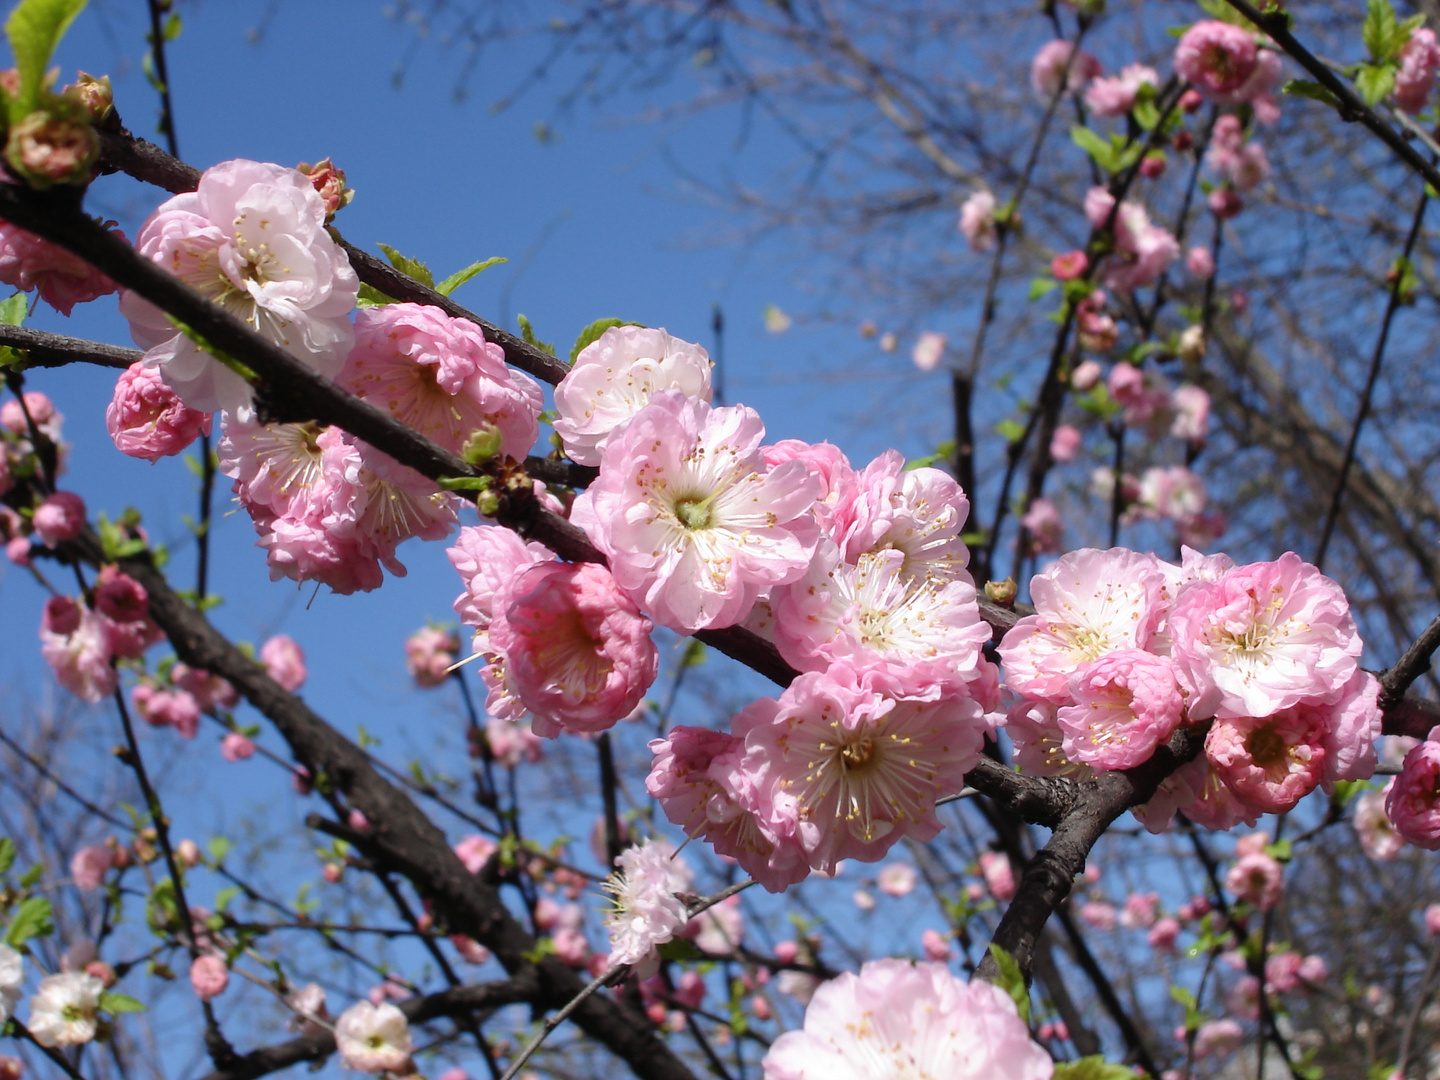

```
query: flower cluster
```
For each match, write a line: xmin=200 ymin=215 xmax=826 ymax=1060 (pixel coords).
xmin=1000 ymin=547 xmax=1379 ymax=830
xmin=39 ymin=566 xmax=165 ymax=702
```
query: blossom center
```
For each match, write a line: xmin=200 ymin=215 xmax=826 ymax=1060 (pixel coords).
xmin=674 ymin=495 xmax=715 ymax=530
xmin=1245 ymin=722 xmax=1287 ymax=769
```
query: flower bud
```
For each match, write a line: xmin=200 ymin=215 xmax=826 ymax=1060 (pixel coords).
xmin=296 ymin=158 xmax=353 ymax=220
xmin=84 ymin=961 xmax=116 ymax=988
xmin=63 ymin=73 xmax=114 ymax=125
xmin=1178 ymin=325 xmax=1206 ymax=363
xmin=984 ymin=577 xmax=1018 ymax=605
xmin=176 ymin=839 xmax=202 ymax=868
xmin=462 ymin=423 xmax=504 ymax=465
xmin=5 ymin=106 xmax=99 ymax=189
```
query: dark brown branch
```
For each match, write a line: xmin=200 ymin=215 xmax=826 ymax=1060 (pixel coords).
xmin=0 ymin=324 xmax=140 ymax=369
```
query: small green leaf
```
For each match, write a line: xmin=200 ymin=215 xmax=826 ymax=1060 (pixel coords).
xmin=214 ymin=885 xmax=241 ymax=912
xmin=0 ymin=292 xmax=27 ymax=327
xmin=996 ymin=418 xmax=1026 ymax=444
xmin=1283 ymin=79 xmax=1341 ymax=108
xmin=5 ymin=895 xmax=54 ymax=946
xmin=680 ymin=639 xmax=707 ymax=668
xmin=1053 ymin=1058 xmax=1141 ymax=1080
xmin=1364 ymin=0 xmax=1400 ymax=62
xmin=516 ymin=314 xmax=555 ymax=357
xmin=99 ymin=992 xmax=145 ymax=1015
xmin=0 ymin=838 xmax=15 ymax=876
xmin=5 ymin=0 xmax=89 ymax=119
xmin=1071 ymin=126 xmax=1116 ymax=173
xmin=1132 ymin=98 xmax=1161 ymax=131
xmin=569 ymin=317 xmax=625 ymax=362
xmin=376 ymin=243 xmax=434 ymax=289
xmin=1028 ymin=276 xmax=1059 ymax=301
xmin=1355 ymin=62 xmax=1397 ymax=107
xmin=356 ymin=282 xmax=395 ymax=308
xmin=435 ymin=256 xmax=506 ymax=297
xmin=436 ymin=475 xmax=493 ymax=492
xmin=162 ymin=11 xmax=180 ymax=40
xmin=986 ymin=943 xmax=1030 ymax=1023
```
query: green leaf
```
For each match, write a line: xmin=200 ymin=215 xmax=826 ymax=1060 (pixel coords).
xmin=569 ymin=317 xmax=625 ymax=362
xmin=996 ymin=418 xmax=1026 ymax=444
xmin=214 ymin=885 xmax=241 ymax=912
xmin=5 ymin=0 xmax=88 ymax=118
xmin=356 ymin=282 xmax=395 ymax=308
xmin=0 ymin=838 xmax=15 ymax=876
xmin=1028 ymin=276 xmax=1059 ymax=301
xmin=99 ymin=992 xmax=145 ymax=1015
xmin=986 ymin=944 xmax=1030 ymax=1022
xmin=1053 ymin=1058 xmax=1141 ymax=1080
xmin=376 ymin=243 xmax=434 ymax=289
xmin=1132 ymin=98 xmax=1161 ymax=131
xmin=1196 ymin=0 xmax=1256 ymax=27
xmin=1283 ymin=79 xmax=1341 ymax=108
xmin=5 ymin=895 xmax=54 ymax=946
xmin=1355 ymin=62 xmax=1397 ymax=107
xmin=1071 ymin=125 xmax=1117 ymax=172
xmin=0 ymin=292 xmax=26 ymax=327
xmin=162 ymin=11 xmax=180 ymax=40
xmin=436 ymin=475 xmax=493 ymax=492
xmin=680 ymin=638 xmax=707 ymax=668
xmin=656 ymin=937 xmax=705 ymax=961
xmin=516 ymin=313 xmax=555 ymax=357
xmin=435 ymin=256 xmax=506 ymax=297
xmin=1364 ymin=0 xmax=1400 ymax=62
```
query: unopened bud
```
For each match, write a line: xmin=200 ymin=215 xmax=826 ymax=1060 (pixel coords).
xmin=1139 ymin=152 xmax=1167 ymax=179
xmin=1177 ymin=325 xmax=1205 ymax=363
xmin=1179 ymin=88 xmax=1204 ymax=113
xmin=984 ymin=577 xmax=1018 ymax=606
xmin=84 ymin=961 xmax=117 ymax=988
xmin=0 ymin=1054 xmax=22 ymax=1080
xmin=296 ymin=158 xmax=353 ymax=220
xmin=63 ymin=73 xmax=114 ymax=125
xmin=1172 ymin=130 xmax=1194 ymax=153
xmin=5 ymin=106 xmax=99 ymax=189
xmin=462 ymin=424 xmax=504 ymax=465
xmin=176 ymin=839 xmax=202 ymax=868
xmin=322 ymin=863 xmax=343 ymax=884
xmin=475 ymin=490 xmax=501 ymax=518
xmin=132 ymin=837 xmax=157 ymax=863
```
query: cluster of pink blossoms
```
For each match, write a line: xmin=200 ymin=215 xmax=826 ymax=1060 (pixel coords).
xmin=1172 ymin=20 xmax=1283 ymax=123
xmin=39 ymin=566 xmax=164 ymax=702
xmin=1001 ymin=546 xmax=1380 ymax=831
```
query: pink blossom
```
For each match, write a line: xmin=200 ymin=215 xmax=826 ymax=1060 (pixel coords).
xmin=32 ymin=491 xmax=85 ymax=547
xmin=340 ymin=303 xmax=542 ymax=459
xmin=831 ymin=452 xmax=974 ymax=585
xmin=131 ymin=684 xmax=201 ymax=737
xmin=1225 ymin=850 xmax=1284 ymax=910
xmin=405 ymin=626 xmax=459 ymax=687
xmin=1186 ymin=245 xmax=1216 ymax=280
xmin=1298 ymin=954 xmax=1328 ymax=984
xmin=220 ymin=733 xmax=256 ymax=762
xmin=1052 ymin=250 xmax=1088 ymax=280
xmin=1021 ymin=497 xmax=1062 ymax=555
xmin=171 ymin=663 xmax=238 ymax=711
xmin=762 ymin=439 xmax=857 ymax=531
xmin=1321 ymin=670 xmax=1383 ymax=782
xmin=761 ymin=958 xmax=1052 ymax=1080
xmin=959 ymin=192 xmax=996 ymax=252
xmin=1057 ymin=650 xmax=1184 ymax=771
xmin=1174 ymin=21 xmax=1258 ymax=97
xmin=69 ymin=845 xmax=112 ymax=890
xmin=0 ymin=220 xmax=119 ymax=315
xmin=43 ymin=596 xmax=81 ymax=635
xmin=1386 ymin=737 xmax=1440 ymax=849
xmin=1207 ymin=706 xmax=1328 ymax=814
xmin=335 ymin=1001 xmax=413 ymax=1073
xmin=911 ymin=330 xmax=948 ymax=371
xmin=1426 ymin=903 xmax=1440 ymax=935
xmin=120 ymin=159 xmax=359 ymax=415
xmin=553 ymin=325 xmax=712 ymax=466
xmin=1169 ymin=552 xmax=1362 ymax=721
xmin=1049 ymin=425 xmax=1082 ymax=463
xmin=482 ymin=561 xmax=657 ymax=737
xmin=453 ymin=834 xmax=497 ymax=874
xmin=1192 ymin=1017 xmax=1244 ymax=1059
xmin=979 ymin=851 xmax=1017 ymax=902
xmin=571 ymin=391 xmax=820 ymax=633
xmin=686 ymin=894 xmax=744 ymax=954
xmin=552 ymin=926 xmax=589 ymax=966
xmin=1084 ymin=188 xmax=1180 ymax=293
xmin=1226 ymin=975 xmax=1261 ymax=1020
xmin=1030 ymin=39 xmax=1102 ymax=98
xmin=106 ymin=362 xmax=211 ymax=462
xmin=447 ymin=524 xmax=552 ymax=629
xmin=448 ymin=935 xmax=490 ymax=965
xmin=1149 ymin=917 xmax=1181 ymax=952
xmin=1071 ymin=359 xmax=1102 ymax=391
xmin=40 ymin=609 xmax=117 ymax=702
xmin=999 ymin=547 xmax=1168 ymax=702
xmin=1120 ymin=892 xmax=1160 ymax=929
xmin=1265 ymin=951 xmax=1303 ymax=993
xmin=1134 ymin=756 xmax=1261 ymax=834
xmin=603 ymin=838 xmax=694 ymax=972
xmin=1355 ymin=786 xmax=1404 ymax=860
xmin=1084 ymin=63 xmax=1159 ymax=117
xmin=90 ymin=566 xmax=146 ymax=627
xmin=921 ymin=928 xmax=952 ymax=961
xmin=877 ymin=862 xmax=917 ymax=897
xmin=741 ymin=667 xmax=988 ymax=874
xmin=189 ymin=956 xmax=229 ymax=1001
xmin=1396 ymin=27 xmax=1440 ymax=112
xmin=1170 ymin=385 xmax=1210 ymax=443
xmin=1078 ymin=901 xmax=1117 ymax=931
xmin=485 ymin=717 xmax=543 ymax=767
xmin=260 ymin=634 xmax=307 ymax=691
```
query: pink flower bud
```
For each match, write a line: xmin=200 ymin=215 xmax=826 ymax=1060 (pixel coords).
xmin=348 ymin=809 xmax=370 ymax=832
xmin=176 ymin=839 xmax=202 ymax=868
xmin=260 ymin=634 xmax=307 ymax=692
xmin=774 ymin=940 xmax=799 ymax=965
xmin=1208 ymin=187 xmax=1244 ymax=219
xmin=1180 ymin=88 xmax=1204 ymax=112
xmin=84 ymin=961 xmax=116 ymax=987
xmin=921 ymin=928 xmax=953 ymax=962
xmin=1139 ymin=152 xmax=1167 ymax=179
xmin=0 ymin=1055 xmax=23 ymax=1080
xmin=6 ymin=535 xmax=29 ymax=565
xmin=322 ymin=863 xmax=343 ymax=884
xmin=43 ymin=595 xmax=81 ymax=635
xmin=749 ymin=995 xmax=771 ymax=1021
xmin=296 ymin=158 xmax=352 ymax=219
xmin=93 ymin=565 xmax=148 ymax=624
xmin=220 ymin=732 xmax=256 ymax=762
xmin=190 ymin=955 xmax=229 ymax=1001
xmin=70 ymin=844 xmax=113 ymax=890
xmin=1051 ymin=250 xmax=1089 ymax=281
xmin=32 ymin=491 xmax=85 ymax=547
xmin=5 ymin=107 xmax=99 ymax=188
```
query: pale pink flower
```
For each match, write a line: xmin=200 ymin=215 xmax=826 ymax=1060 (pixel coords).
xmin=1071 ymin=359 xmax=1102 ymax=391
xmin=911 ymin=330 xmax=949 ymax=371
xmin=921 ymin=928 xmax=953 ymax=962
xmin=1387 ymin=737 xmax=1440 ymax=849
xmin=1321 ymin=670 xmax=1383 ymax=782
xmin=1186 ymin=245 xmax=1216 ymax=280
xmin=1207 ymin=706 xmax=1327 ymax=813
xmin=39 ymin=609 xmax=117 ymax=702
xmin=877 ymin=862 xmax=917 ymax=898
xmin=1169 ymin=552 xmax=1362 ymax=721
xmin=1174 ymin=22 xmax=1258 ymax=97
xmin=486 ymin=717 xmax=543 ymax=767
xmin=189 ymin=956 xmax=228 ymax=1001
xmin=1149 ymin=917 xmax=1181 ymax=952
xmin=1396 ymin=27 xmax=1440 ymax=112
xmin=1030 ymin=39 xmax=1102 ymax=97
xmin=1234 ymin=831 xmax=1269 ymax=858
xmin=831 ymin=452 xmax=974 ymax=585
xmin=1084 ymin=63 xmax=1159 ymax=117
xmin=1052 ymin=250 xmax=1089 ymax=281
xmin=1021 ymin=498 xmax=1063 ymax=555
xmin=1298 ymin=954 xmax=1328 ymax=983
xmin=1119 ymin=892 xmax=1159 ymax=929
xmin=121 ymin=159 xmax=359 ymax=415
xmin=1135 ymin=466 xmax=1206 ymax=523
xmin=1192 ymin=1017 xmax=1244 ymax=1059
xmin=482 ymin=561 xmax=657 ymax=737
xmin=1049 ymin=424 xmax=1082 ymax=463
xmin=959 ymin=192 xmax=996 ymax=252
xmin=405 ymin=626 xmax=459 ymax=687
xmin=1426 ymin=903 xmax=1440 ymax=935
xmin=603 ymin=838 xmax=694 ymax=972
xmin=453 ymin=834 xmax=497 ymax=874
xmin=106 ymin=361 xmax=212 ymax=461
xmin=171 ymin=663 xmax=238 ymax=711
xmin=1084 ymin=187 xmax=1180 ymax=293
xmin=1355 ymin=787 xmax=1404 ymax=860
xmin=221 ymin=732 xmax=256 ymax=762
xmin=741 ymin=667 xmax=988 ymax=873
xmin=979 ymin=851 xmax=1017 ymax=902
xmin=1170 ymin=385 xmax=1210 ymax=443
xmin=999 ymin=547 xmax=1168 ymax=703
xmin=762 ymin=958 xmax=1052 ymax=1080
xmin=447 ymin=524 xmax=552 ymax=629
xmin=0 ymin=220 xmax=119 ymax=315
xmin=554 ymin=325 xmax=712 ymax=466
xmin=762 ymin=439 xmax=858 ymax=530
xmin=1058 ymin=650 xmax=1184 ymax=771
xmin=132 ymin=684 xmax=201 ymax=736
xmin=340 ymin=303 xmax=542 ymax=458
xmin=0 ymin=946 xmax=21 ymax=1026
xmin=552 ymin=926 xmax=589 ymax=966
xmin=260 ymin=634 xmax=307 ymax=692
xmin=686 ymin=894 xmax=743 ymax=954
xmin=334 ymin=1001 xmax=414 ymax=1073
xmin=1134 ymin=755 xmax=1261 ymax=834
xmin=1265 ymin=951 xmax=1303 ymax=993
xmin=1225 ymin=850 xmax=1284 ymax=911
xmin=449 ymin=935 xmax=490 ymax=965
xmin=1078 ymin=901 xmax=1117 ymax=931
xmin=27 ymin=972 xmax=104 ymax=1048
xmin=69 ymin=845 xmax=112 ymax=890
xmin=1226 ymin=975 xmax=1261 ymax=1020
xmin=772 ymin=544 xmax=996 ymax=704
xmin=32 ymin=491 xmax=85 ymax=547
xmin=571 ymin=391 xmax=820 ymax=633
